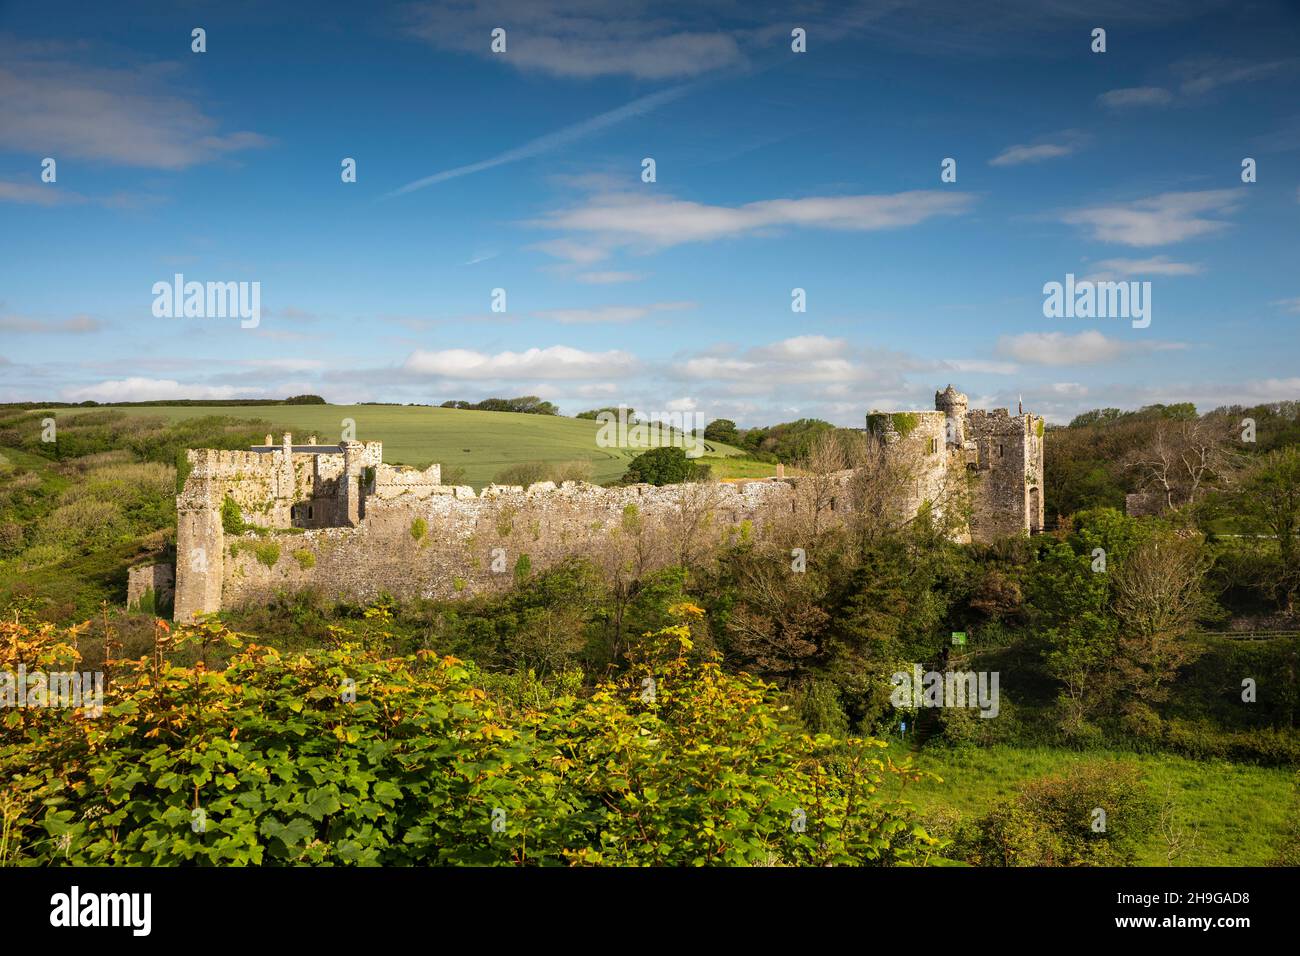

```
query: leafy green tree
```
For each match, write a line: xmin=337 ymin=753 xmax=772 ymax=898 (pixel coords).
xmin=576 ymin=406 xmax=635 ymax=421
xmin=703 ymin=418 xmax=738 ymax=444
xmin=1237 ymin=446 xmax=1300 ymax=610
xmin=621 ymin=446 xmax=709 ymax=485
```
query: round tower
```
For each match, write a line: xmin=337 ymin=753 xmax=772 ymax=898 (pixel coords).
xmin=935 ymin=384 xmax=968 ymax=446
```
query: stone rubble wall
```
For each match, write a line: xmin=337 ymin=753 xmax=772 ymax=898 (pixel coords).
xmin=216 ymin=477 xmax=802 ymax=612
xmin=127 ymin=563 xmax=175 ymax=609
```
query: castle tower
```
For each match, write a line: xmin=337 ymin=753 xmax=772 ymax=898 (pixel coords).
xmin=935 ymin=384 xmax=968 ymax=446
xmin=278 ymin=432 xmax=294 ymax=498
xmin=173 ymin=451 xmax=225 ymax=620
xmin=339 ymin=440 xmax=363 ymax=526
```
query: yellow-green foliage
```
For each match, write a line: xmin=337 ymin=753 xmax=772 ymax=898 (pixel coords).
xmin=621 ymin=502 xmax=641 ymax=534
xmin=293 ymin=549 xmax=315 ymax=570
xmin=233 ymin=539 xmax=280 ymax=568
xmin=495 ymin=505 xmax=516 ymax=538
xmin=0 ymin=614 xmax=938 ymax=866
xmin=867 ymin=411 xmax=921 ymax=440
xmin=410 ymin=517 xmax=427 ymax=542
xmin=221 ymin=496 xmax=246 ymax=535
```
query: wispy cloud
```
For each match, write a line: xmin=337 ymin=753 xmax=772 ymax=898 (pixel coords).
xmin=1097 ymin=86 xmax=1174 ymax=109
xmin=531 ymin=190 xmax=976 ymax=256
xmin=1061 ymin=190 xmax=1241 ymax=247
xmin=402 ymin=345 xmax=638 ymax=380
xmin=403 ymin=1 xmax=743 ymax=80
xmin=940 ymin=358 xmax=1019 ymax=375
xmin=998 ymin=330 xmax=1186 ymax=366
xmin=0 ymin=40 xmax=270 ymax=169
xmin=533 ymin=301 xmax=694 ymax=324
xmin=385 ymin=85 xmax=692 ymax=197
xmin=0 ymin=179 xmax=84 ymax=206
xmin=0 ymin=313 xmax=104 ymax=335
xmin=63 ymin=378 xmax=257 ymax=402
xmin=989 ymin=131 xmax=1086 ymax=166
xmin=1083 ymin=255 xmax=1203 ymax=281
xmin=574 ymin=271 xmax=647 ymax=285
xmin=1175 ymin=56 xmax=1297 ymax=95
xmin=1098 ymin=57 xmax=1295 ymax=111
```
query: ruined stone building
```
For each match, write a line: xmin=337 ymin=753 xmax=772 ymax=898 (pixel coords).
xmin=161 ymin=387 xmax=1044 ymax=621
xmin=866 ymin=385 xmax=1046 ymax=543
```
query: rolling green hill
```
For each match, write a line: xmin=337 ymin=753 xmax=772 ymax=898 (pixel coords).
xmin=53 ymin=404 xmax=750 ymax=488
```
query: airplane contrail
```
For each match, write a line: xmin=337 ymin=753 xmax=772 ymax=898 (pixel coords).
xmin=382 ymin=84 xmax=693 ymax=199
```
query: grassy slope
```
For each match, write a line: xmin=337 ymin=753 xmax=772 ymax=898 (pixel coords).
xmin=66 ymin=405 xmax=751 ymax=487
xmin=887 ymin=743 xmax=1294 ymax=866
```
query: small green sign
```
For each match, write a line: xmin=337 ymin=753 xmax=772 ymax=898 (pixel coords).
xmin=951 ymin=632 xmax=967 ymax=646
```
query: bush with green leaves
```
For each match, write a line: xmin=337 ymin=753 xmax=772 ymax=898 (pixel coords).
xmin=621 ymin=446 xmax=710 ymax=486
xmin=950 ymin=761 xmax=1158 ymax=866
xmin=1 ymin=612 xmax=939 ymax=866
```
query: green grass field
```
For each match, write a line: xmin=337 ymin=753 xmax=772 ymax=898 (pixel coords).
xmin=887 ymin=743 xmax=1296 ymax=866
xmin=49 ymin=405 xmax=752 ymax=488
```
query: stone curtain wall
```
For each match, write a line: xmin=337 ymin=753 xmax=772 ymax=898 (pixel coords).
xmin=172 ymin=391 xmax=1047 ymax=620
xmin=217 ymin=479 xmax=798 ymax=612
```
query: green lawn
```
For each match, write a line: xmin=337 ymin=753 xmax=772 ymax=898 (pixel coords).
xmin=44 ymin=405 xmax=746 ymax=488
xmin=886 ymin=743 xmax=1296 ymax=866
xmin=698 ymin=455 xmax=787 ymax=480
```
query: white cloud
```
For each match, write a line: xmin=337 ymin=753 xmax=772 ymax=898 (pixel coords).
xmin=533 ymin=301 xmax=694 ymax=324
xmin=574 ymin=271 xmax=647 ymax=285
xmin=670 ymin=336 xmax=912 ymax=395
xmin=1176 ymin=57 xmax=1297 ymax=96
xmin=0 ymin=46 xmax=269 ymax=169
xmin=533 ymin=190 xmax=976 ymax=254
xmin=941 ymin=358 xmax=1019 ymax=375
xmin=403 ymin=1 xmax=743 ymax=80
xmin=1061 ymin=190 xmax=1241 ymax=247
xmin=242 ymin=358 xmax=326 ymax=372
xmin=63 ymin=378 xmax=256 ymax=402
xmin=1242 ymin=377 xmax=1300 ymax=397
xmin=989 ymin=142 xmax=1075 ymax=166
xmin=998 ymin=330 xmax=1185 ymax=366
xmin=529 ymin=239 xmax=610 ymax=265
xmin=1272 ymin=297 xmax=1300 ymax=314
xmin=1097 ymin=86 xmax=1174 ymax=109
xmin=749 ymin=335 xmax=848 ymax=362
xmin=402 ymin=345 xmax=638 ymax=380
xmin=0 ymin=314 xmax=104 ymax=334
xmin=0 ymin=179 xmax=84 ymax=205
xmin=1083 ymin=255 xmax=1202 ymax=281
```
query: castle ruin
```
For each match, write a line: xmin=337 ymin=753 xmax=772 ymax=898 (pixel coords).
xmin=866 ymin=385 xmax=1046 ymax=543
xmin=167 ymin=387 xmax=1044 ymax=620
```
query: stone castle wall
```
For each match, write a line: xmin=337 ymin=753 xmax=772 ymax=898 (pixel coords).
xmin=965 ymin=409 xmax=1046 ymax=539
xmin=217 ymin=478 xmax=797 ymax=613
xmin=171 ymin=390 xmax=1046 ymax=620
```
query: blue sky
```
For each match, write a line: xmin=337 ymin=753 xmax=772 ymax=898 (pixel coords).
xmin=1 ymin=0 xmax=1298 ymax=425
